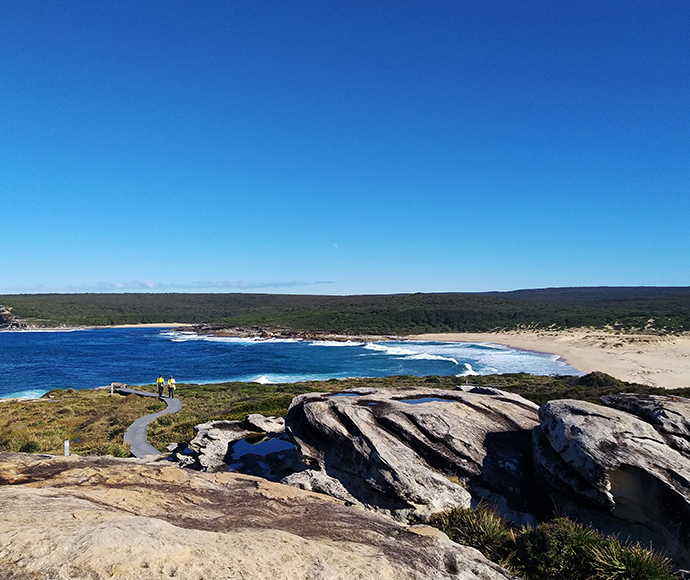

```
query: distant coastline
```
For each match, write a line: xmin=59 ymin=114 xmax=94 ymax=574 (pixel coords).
xmin=0 ymin=323 xmax=185 ymax=333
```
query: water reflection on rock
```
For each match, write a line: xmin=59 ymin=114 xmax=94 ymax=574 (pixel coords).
xmin=225 ymin=434 xmax=309 ymax=481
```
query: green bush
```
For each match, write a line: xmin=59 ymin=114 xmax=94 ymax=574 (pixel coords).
xmin=515 ymin=518 xmax=602 ymax=580
xmin=428 ymin=506 xmax=679 ymax=580
xmin=428 ymin=503 xmax=514 ymax=567
xmin=19 ymin=441 xmax=41 ymax=453
xmin=591 ymin=539 xmax=677 ymax=580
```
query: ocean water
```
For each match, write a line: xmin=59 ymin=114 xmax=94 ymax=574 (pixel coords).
xmin=0 ymin=328 xmax=582 ymax=399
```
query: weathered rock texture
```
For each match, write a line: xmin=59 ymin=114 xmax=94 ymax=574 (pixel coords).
xmin=533 ymin=395 xmax=690 ymax=568
xmin=186 ymin=413 xmax=286 ymax=470
xmin=0 ymin=453 xmax=517 ymax=580
xmin=284 ymin=386 xmax=540 ymax=522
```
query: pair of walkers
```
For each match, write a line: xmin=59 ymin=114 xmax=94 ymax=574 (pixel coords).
xmin=156 ymin=374 xmax=176 ymax=398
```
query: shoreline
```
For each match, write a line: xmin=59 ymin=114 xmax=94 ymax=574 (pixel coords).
xmin=409 ymin=330 xmax=690 ymax=390
xmin=3 ymin=323 xmax=689 ymax=392
xmin=0 ymin=322 xmax=185 ymax=332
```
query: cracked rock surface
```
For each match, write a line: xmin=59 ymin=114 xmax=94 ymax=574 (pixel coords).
xmin=0 ymin=453 xmax=517 ymax=580
xmin=284 ymin=386 xmax=540 ymax=523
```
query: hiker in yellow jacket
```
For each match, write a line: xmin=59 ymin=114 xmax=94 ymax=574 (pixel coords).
xmin=156 ymin=374 xmax=164 ymax=398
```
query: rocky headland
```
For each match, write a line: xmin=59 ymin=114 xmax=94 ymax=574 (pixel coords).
xmin=180 ymin=386 xmax=690 ymax=570
xmin=186 ymin=324 xmax=404 ymax=343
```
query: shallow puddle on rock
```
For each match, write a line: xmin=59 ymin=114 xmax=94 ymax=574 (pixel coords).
xmin=231 ymin=436 xmax=295 ymax=457
xmin=396 ymin=397 xmax=458 ymax=404
xmin=225 ymin=435 xmax=309 ymax=482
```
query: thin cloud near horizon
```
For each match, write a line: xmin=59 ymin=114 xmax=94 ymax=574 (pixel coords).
xmin=0 ymin=280 xmax=335 ymax=294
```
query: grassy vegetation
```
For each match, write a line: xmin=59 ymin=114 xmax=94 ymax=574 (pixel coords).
xmin=2 ymin=372 xmax=687 ymax=455
xmin=428 ymin=504 xmax=679 ymax=579
xmin=461 ymin=370 xmax=690 ymax=406
xmin=2 ymin=287 xmax=690 ymax=333
xmin=0 ymin=389 xmax=165 ymax=456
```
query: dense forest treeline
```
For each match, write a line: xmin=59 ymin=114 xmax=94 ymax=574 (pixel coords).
xmin=1 ymin=287 xmax=689 ymax=334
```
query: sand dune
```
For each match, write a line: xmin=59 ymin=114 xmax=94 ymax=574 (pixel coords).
xmin=410 ymin=329 xmax=690 ymax=390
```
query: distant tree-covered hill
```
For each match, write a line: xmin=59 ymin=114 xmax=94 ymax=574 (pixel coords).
xmin=1 ymin=287 xmax=689 ymax=334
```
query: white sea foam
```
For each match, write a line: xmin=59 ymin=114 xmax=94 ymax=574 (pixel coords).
xmin=244 ymin=373 xmax=336 ymax=384
xmin=400 ymin=340 xmax=582 ymax=377
xmin=407 ymin=353 xmax=459 ymax=365
xmin=456 ymin=363 xmax=479 ymax=377
xmin=0 ymin=389 xmax=48 ymax=400
xmin=160 ymin=332 xmax=577 ymax=377
xmin=161 ymin=331 xmax=300 ymax=345
xmin=309 ymin=340 xmax=365 ymax=347
xmin=364 ymin=343 xmax=419 ymax=356
xmin=363 ymin=342 xmax=458 ymax=364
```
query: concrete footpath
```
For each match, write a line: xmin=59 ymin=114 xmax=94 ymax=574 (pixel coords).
xmin=118 ymin=388 xmax=182 ymax=458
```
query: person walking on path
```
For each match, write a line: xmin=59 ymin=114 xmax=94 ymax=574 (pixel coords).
xmin=157 ymin=374 xmax=164 ymax=398
xmin=168 ymin=375 xmax=175 ymax=398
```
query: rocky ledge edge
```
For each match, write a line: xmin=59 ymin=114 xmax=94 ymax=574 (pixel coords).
xmin=0 ymin=452 xmax=516 ymax=580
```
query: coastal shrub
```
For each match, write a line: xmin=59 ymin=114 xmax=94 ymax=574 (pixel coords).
xmin=19 ymin=441 xmax=41 ymax=453
xmin=578 ymin=371 xmax=627 ymax=390
xmin=428 ymin=507 xmax=679 ymax=580
xmin=5 ymin=287 xmax=690 ymax=333
xmin=107 ymin=426 xmax=125 ymax=439
xmin=591 ymin=539 xmax=677 ymax=580
xmin=93 ymin=442 xmax=130 ymax=457
xmin=514 ymin=518 xmax=601 ymax=579
xmin=428 ymin=503 xmax=514 ymax=567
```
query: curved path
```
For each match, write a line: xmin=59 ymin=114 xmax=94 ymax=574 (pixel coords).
xmin=117 ymin=388 xmax=182 ymax=457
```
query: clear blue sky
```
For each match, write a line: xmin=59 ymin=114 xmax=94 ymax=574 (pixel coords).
xmin=1 ymin=1 xmax=688 ymax=295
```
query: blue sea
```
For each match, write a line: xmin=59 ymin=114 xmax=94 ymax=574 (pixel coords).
xmin=0 ymin=328 xmax=582 ymax=399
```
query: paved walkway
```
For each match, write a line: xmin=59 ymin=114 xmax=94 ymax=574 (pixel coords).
xmin=118 ymin=388 xmax=183 ymax=458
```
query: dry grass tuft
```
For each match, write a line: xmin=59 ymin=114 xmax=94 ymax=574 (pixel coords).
xmin=0 ymin=390 xmax=165 ymax=456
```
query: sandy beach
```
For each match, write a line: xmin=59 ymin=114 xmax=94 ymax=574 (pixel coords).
xmin=410 ymin=329 xmax=690 ymax=390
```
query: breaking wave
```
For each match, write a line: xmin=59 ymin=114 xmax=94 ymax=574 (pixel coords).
xmin=161 ymin=331 xmax=301 ymax=345
xmin=456 ymin=363 xmax=479 ymax=376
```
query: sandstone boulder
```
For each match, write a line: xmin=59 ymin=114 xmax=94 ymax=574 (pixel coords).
xmin=284 ymin=386 xmax=540 ymax=522
xmin=244 ymin=413 xmax=286 ymax=433
xmin=187 ymin=413 xmax=287 ymax=471
xmin=187 ymin=419 xmax=254 ymax=470
xmin=534 ymin=398 xmax=690 ymax=568
xmin=0 ymin=452 xmax=517 ymax=580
